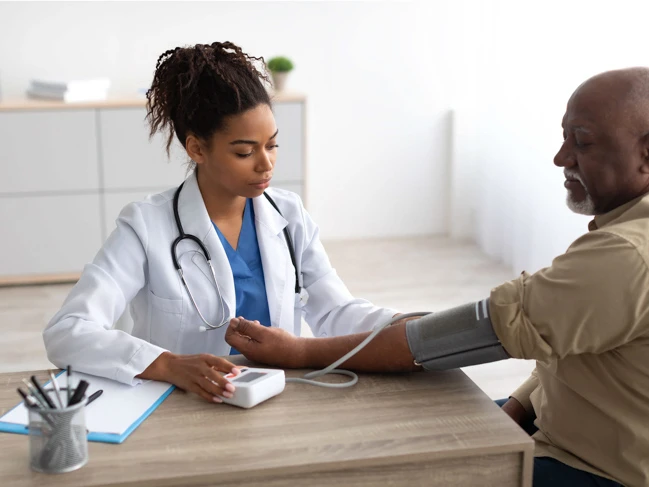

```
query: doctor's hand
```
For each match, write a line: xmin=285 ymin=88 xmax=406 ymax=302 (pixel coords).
xmin=138 ymin=352 xmax=239 ymax=403
xmin=225 ymin=317 xmax=307 ymax=369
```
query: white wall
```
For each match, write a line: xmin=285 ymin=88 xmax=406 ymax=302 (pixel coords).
xmin=450 ymin=0 xmax=649 ymax=274
xmin=0 ymin=1 xmax=455 ymax=240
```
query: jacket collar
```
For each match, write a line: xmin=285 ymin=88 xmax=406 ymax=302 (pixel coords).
xmin=175 ymin=171 xmax=294 ymax=330
xmin=589 ymin=192 xmax=649 ymax=231
xmin=176 ymin=171 xmax=213 ymax=243
xmin=252 ymin=193 xmax=288 ymax=237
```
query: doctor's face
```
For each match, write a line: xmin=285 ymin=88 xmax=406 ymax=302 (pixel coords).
xmin=192 ymin=103 xmax=278 ymax=198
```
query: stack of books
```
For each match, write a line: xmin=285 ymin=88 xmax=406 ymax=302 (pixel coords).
xmin=27 ymin=78 xmax=110 ymax=103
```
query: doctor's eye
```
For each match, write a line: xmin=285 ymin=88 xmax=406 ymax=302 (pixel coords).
xmin=236 ymin=152 xmax=254 ymax=158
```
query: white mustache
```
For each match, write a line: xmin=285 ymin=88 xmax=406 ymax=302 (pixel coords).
xmin=564 ymin=170 xmax=585 ymax=186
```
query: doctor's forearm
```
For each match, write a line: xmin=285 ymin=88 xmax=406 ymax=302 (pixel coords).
xmin=299 ymin=323 xmax=420 ymax=372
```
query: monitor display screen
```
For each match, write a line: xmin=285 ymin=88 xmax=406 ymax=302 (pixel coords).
xmin=233 ymin=372 xmax=266 ymax=383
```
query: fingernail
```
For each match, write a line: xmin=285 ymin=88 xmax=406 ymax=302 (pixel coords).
xmin=222 ymin=391 xmax=234 ymax=399
xmin=231 ymin=367 xmax=241 ymax=375
xmin=213 ymin=396 xmax=223 ymax=403
xmin=225 ymin=383 xmax=235 ymax=393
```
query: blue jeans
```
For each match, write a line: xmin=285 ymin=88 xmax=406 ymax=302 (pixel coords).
xmin=495 ymin=399 xmax=622 ymax=487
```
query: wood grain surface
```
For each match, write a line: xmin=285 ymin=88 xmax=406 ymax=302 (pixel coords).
xmin=0 ymin=364 xmax=533 ymax=487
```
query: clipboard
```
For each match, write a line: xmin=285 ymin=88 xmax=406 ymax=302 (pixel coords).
xmin=0 ymin=371 xmax=175 ymax=444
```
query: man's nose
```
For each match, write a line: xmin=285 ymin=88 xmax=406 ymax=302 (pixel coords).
xmin=554 ymin=142 xmax=575 ymax=168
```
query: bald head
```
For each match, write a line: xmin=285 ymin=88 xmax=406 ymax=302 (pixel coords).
xmin=573 ymin=67 xmax=649 ymax=134
xmin=554 ymin=67 xmax=649 ymax=215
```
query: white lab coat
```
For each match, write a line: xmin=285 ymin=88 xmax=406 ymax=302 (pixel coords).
xmin=44 ymin=171 xmax=396 ymax=385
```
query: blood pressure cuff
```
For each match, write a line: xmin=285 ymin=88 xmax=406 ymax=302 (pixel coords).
xmin=405 ymin=299 xmax=509 ymax=370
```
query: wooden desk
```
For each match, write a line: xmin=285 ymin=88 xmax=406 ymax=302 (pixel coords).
xmin=0 ymin=368 xmax=533 ymax=487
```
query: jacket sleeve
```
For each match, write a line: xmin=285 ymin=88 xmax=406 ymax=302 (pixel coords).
xmin=294 ymin=196 xmax=398 ymax=337
xmin=43 ymin=203 xmax=166 ymax=385
xmin=489 ymin=230 xmax=649 ymax=361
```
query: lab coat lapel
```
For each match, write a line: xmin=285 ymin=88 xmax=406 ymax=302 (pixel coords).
xmin=253 ymin=194 xmax=293 ymax=331
xmin=176 ymin=171 xmax=236 ymax=320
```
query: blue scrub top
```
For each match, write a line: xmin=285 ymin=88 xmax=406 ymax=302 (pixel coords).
xmin=213 ymin=198 xmax=272 ymax=355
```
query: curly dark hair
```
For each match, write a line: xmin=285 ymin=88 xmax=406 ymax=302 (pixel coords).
xmin=146 ymin=41 xmax=271 ymax=155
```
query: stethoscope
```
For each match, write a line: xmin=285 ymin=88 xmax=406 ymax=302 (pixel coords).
xmin=171 ymin=182 xmax=301 ymax=332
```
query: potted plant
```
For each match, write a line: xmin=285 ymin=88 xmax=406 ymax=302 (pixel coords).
xmin=267 ymin=56 xmax=294 ymax=92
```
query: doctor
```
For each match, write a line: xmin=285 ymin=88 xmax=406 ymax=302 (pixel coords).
xmin=43 ymin=41 xmax=397 ymax=403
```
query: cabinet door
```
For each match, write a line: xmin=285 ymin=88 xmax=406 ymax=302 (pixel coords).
xmin=0 ymin=110 xmax=99 ymax=193
xmin=272 ymin=102 xmax=304 ymax=183
xmin=0 ymin=194 xmax=102 ymax=276
xmin=99 ymin=108 xmax=188 ymax=191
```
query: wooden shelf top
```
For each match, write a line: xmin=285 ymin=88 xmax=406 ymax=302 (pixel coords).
xmin=0 ymin=91 xmax=305 ymax=112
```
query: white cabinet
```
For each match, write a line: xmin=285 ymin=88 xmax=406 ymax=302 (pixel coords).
xmin=0 ymin=194 xmax=102 ymax=276
xmin=0 ymin=110 xmax=99 ymax=193
xmin=272 ymin=102 xmax=304 ymax=183
xmin=0 ymin=95 xmax=306 ymax=284
xmin=99 ymin=108 xmax=187 ymax=191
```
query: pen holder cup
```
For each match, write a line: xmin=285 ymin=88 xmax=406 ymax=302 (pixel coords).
xmin=27 ymin=388 xmax=88 ymax=474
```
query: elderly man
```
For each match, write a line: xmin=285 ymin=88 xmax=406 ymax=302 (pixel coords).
xmin=225 ymin=68 xmax=649 ymax=487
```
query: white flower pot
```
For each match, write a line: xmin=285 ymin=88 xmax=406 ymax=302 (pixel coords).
xmin=271 ymin=72 xmax=289 ymax=92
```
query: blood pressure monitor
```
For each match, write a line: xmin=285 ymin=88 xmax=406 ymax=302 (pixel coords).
xmin=219 ymin=367 xmax=285 ymax=409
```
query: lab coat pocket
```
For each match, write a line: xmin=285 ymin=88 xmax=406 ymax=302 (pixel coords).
xmin=149 ymin=291 xmax=184 ymax=352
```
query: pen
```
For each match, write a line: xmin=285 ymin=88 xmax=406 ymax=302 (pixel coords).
xmin=47 ymin=370 xmax=64 ymax=409
xmin=22 ymin=380 xmax=50 ymax=409
xmin=68 ymin=380 xmax=89 ymax=406
xmin=66 ymin=366 xmax=72 ymax=406
xmin=30 ymin=376 xmax=56 ymax=409
xmin=17 ymin=388 xmax=39 ymax=408
xmin=18 ymin=388 xmax=56 ymax=428
xmin=86 ymin=389 xmax=103 ymax=406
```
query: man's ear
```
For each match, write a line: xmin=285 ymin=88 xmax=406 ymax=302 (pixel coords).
xmin=185 ymin=134 xmax=206 ymax=165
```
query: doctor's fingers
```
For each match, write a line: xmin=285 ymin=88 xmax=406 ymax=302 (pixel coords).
xmin=199 ymin=363 xmax=235 ymax=391
xmin=187 ymin=380 xmax=228 ymax=404
xmin=200 ymin=354 xmax=238 ymax=374
xmin=196 ymin=374 xmax=234 ymax=401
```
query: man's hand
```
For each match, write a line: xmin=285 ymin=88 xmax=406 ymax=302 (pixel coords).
xmin=225 ymin=317 xmax=307 ymax=368
xmin=138 ymin=352 xmax=239 ymax=403
xmin=501 ymin=397 xmax=529 ymax=426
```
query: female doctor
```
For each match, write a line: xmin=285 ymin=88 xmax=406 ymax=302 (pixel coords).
xmin=43 ymin=41 xmax=398 ymax=403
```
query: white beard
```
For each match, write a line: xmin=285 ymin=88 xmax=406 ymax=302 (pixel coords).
xmin=566 ymin=192 xmax=597 ymax=215
xmin=564 ymin=170 xmax=597 ymax=215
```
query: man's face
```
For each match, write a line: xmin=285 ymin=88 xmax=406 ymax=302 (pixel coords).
xmin=554 ymin=81 xmax=648 ymax=215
